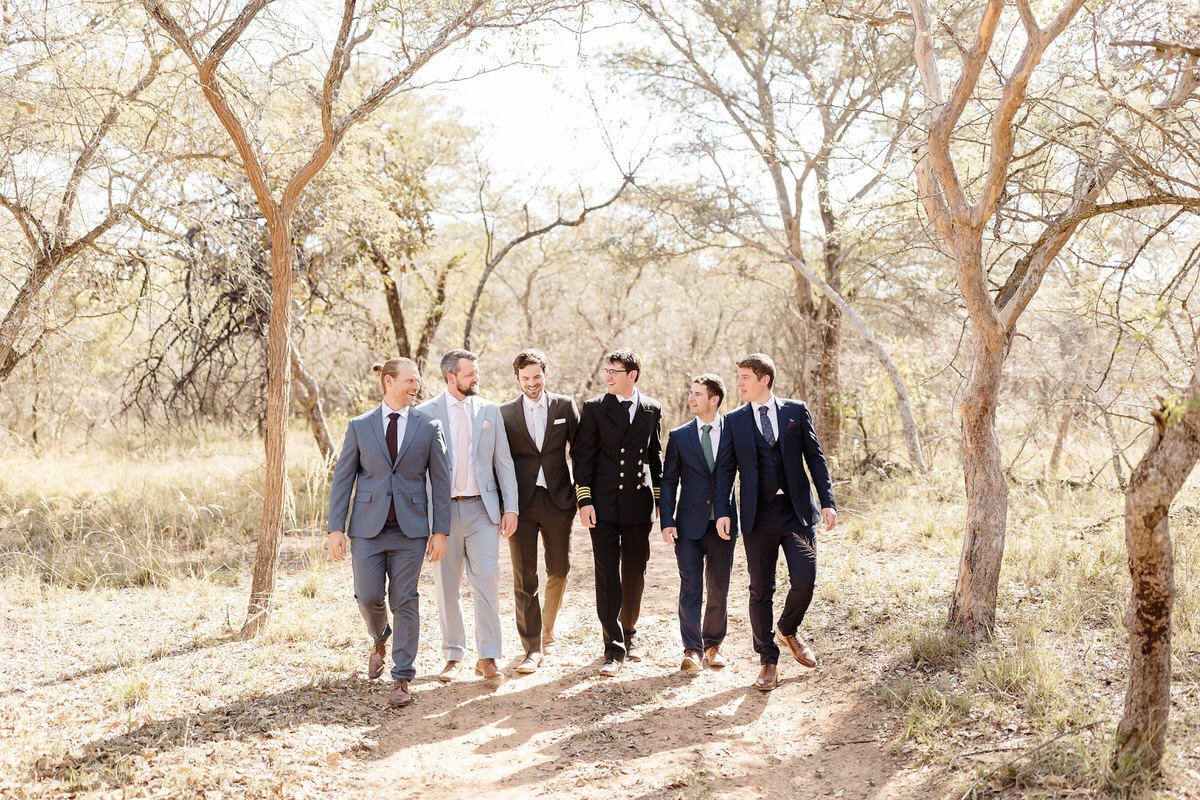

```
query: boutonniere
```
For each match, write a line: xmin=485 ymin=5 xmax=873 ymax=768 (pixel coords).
xmin=787 ymin=417 xmax=797 ymax=428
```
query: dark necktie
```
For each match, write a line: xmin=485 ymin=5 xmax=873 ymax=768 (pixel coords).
xmin=386 ymin=412 xmax=399 ymax=522
xmin=758 ymin=405 xmax=776 ymax=447
xmin=619 ymin=399 xmax=633 ymax=427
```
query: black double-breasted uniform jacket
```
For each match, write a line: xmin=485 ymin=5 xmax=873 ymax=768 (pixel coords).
xmin=572 ymin=391 xmax=663 ymax=525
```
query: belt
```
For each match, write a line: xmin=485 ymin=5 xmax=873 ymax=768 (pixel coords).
xmin=451 ymin=495 xmax=481 ymax=502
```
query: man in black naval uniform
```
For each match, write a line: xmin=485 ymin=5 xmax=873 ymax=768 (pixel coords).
xmin=572 ymin=348 xmax=664 ymax=676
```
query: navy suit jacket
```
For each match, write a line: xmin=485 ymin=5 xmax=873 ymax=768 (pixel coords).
xmin=660 ymin=417 xmax=738 ymax=541
xmin=714 ymin=399 xmax=835 ymax=533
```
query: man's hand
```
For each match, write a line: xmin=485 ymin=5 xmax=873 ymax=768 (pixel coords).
xmin=499 ymin=511 xmax=518 ymax=538
xmin=327 ymin=531 xmax=348 ymax=561
xmin=579 ymin=505 xmax=596 ymax=529
xmin=427 ymin=532 xmax=448 ymax=562
xmin=661 ymin=526 xmax=678 ymax=545
xmin=716 ymin=516 xmax=731 ymax=540
xmin=821 ymin=507 xmax=838 ymax=532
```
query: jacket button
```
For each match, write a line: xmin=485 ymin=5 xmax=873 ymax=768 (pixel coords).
xmin=620 ymin=448 xmax=625 ymax=453
xmin=620 ymin=460 xmax=625 ymax=465
xmin=619 ymin=472 xmax=624 ymax=478
xmin=706 ymin=500 xmax=711 ymax=504
xmin=619 ymin=484 xmax=624 ymax=490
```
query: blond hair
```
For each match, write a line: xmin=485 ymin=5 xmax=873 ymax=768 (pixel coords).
xmin=372 ymin=357 xmax=418 ymax=392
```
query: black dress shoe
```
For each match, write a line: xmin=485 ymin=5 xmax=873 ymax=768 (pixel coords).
xmin=625 ymin=641 xmax=643 ymax=662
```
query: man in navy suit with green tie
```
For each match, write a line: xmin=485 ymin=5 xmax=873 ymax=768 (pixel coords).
xmin=660 ymin=374 xmax=737 ymax=673
xmin=716 ymin=353 xmax=837 ymax=692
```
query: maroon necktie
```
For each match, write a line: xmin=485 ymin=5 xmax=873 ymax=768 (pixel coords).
xmin=387 ymin=412 xmax=399 ymax=522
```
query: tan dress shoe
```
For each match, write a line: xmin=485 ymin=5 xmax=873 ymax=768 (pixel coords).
xmin=755 ymin=663 xmax=778 ymax=691
xmin=516 ymin=652 xmax=543 ymax=674
xmin=475 ymin=658 xmax=503 ymax=680
xmin=775 ymin=631 xmax=817 ymax=667
xmin=437 ymin=660 xmax=462 ymax=683
xmin=598 ymin=658 xmax=621 ymax=677
xmin=542 ymin=631 xmax=556 ymax=656
xmin=681 ymin=651 xmax=702 ymax=673
xmin=703 ymin=646 xmax=727 ymax=668
xmin=387 ymin=679 xmax=413 ymax=707
xmin=368 ymin=637 xmax=390 ymax=680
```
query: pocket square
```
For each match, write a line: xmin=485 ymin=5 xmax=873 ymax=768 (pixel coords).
xmin=553 ymin=418 xmax=567 ymax=425
xmin=787 ymin=418 xmax=797 ymax=428
xmin=482 ymin=420 xmax=492 ymax=430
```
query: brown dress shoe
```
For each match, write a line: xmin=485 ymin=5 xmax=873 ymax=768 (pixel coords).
xmin=755 ymin=663 xmax=778 ymax=692
xmin=681 ymin=651 xmax=702 ymax=673
xmin=703 ymin=646 xmax=727 ymax=668
xmin=387 ymin=679 xmax=413 ymax=707
xmin=776 ymin=630 xmax=817 ymax=667
xmin=368 ymin=637 xmax=390 ymax=680
xmin=475 ymin=658 xmax=502 ymax=680
xmin=542 ymin=631 xmax=556 ymax=656
xmin=437 ymin=660 xmax=462 ymax=683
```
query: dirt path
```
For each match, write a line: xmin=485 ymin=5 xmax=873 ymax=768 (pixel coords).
xmin=349 ymin=527 xmax=932 ymax=799
xmin=0 ymin=523 xmax=943 ymax=799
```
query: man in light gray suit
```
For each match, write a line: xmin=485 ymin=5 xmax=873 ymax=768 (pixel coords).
xmin=419 ymin=349 xmax=519 ymax=682
xmin=326 ymin=357 xmax=452 ymax=707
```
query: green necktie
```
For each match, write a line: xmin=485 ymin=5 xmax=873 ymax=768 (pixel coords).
xmin=701 ymin=424 xmax=715 ymax=470
xmin=701 ymin=424 xmax=715 ymax=520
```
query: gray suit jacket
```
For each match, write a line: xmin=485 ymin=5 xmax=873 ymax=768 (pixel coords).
xmin=417 ymin=392 xmax=519 ymax=524
xmin=327 ymin=405 xmax=452 ymax=539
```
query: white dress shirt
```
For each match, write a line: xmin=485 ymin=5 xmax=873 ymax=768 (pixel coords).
xmin=695 ymin=413 xmax=722 ymax=458
xmin=379 ymin=403 xmax=409 ymax=455
xmin=522 ymin=391 xmax=550 ymax=488
xmin=445 ymin=392 xmax=481 ymax=496
xmin=616 ymin=388 xmax=640 ymax=423
xmin=750 ymin=394 xmax=782 ymax=441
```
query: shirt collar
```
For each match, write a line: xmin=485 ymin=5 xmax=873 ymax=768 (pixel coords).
xmin=522 ymin=392 xmax=549 ymax=412
xmin=381 ymin=402 xmax=409 ymax=418
xmin=445 ymin=391 xmax=471 ymax=408
xmin=696 ymin=414 xmax=721 ymax=431
xmin=615 ymin=388 xmax=639 ymax=406
xmin=751 ymin=394 xmax=777 ymax=413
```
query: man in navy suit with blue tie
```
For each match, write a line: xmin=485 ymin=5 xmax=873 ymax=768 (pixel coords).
xmin=716 ymin=353 xmax=837 ymax=691
xmin=660 ymin=374 xmax=737 ymax=673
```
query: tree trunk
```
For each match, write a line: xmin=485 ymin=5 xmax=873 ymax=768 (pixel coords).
xmin=0 ymin=256 xmax=54 ymax=383
xmin=1113 ymin=366 xmax=1200 ymax=778
xmin=812 ymin=299 xmax=842 ymax=458
xmin=238 ymin=216 xmax=294 ymax=641
xmin=948 ymin=280 xmax=1011 ymax=638
xmin=290 ymin=342 xmax=334 ymax=461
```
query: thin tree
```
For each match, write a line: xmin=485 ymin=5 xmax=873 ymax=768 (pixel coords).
xmin=1113 ymin=355 xmax=1200 ymax=778
xmin=907 ymin=0 xmax=1199 ymax=636
xmin=141 ymin=0 xmax=575 ymax=638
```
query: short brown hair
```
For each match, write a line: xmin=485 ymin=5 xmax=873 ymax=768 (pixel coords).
xmin=691 ymin=373 xmax=726 ymax=405
xmin=605 ymin=348 xmax=642 ymax=382
xmin=513 ymin=348 xmax=548 ymax=375
xmin=736 ymin=353 xmax=776 ymax=389
xmin=372 ymin=357 xmax=418 ymax=392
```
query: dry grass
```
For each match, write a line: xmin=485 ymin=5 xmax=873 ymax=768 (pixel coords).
xmin=0 ymin=432 xmax=1198 ymax=798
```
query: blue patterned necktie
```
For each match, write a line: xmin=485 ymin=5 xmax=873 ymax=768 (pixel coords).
xmin=758 ymin=405 xmax=775 ymax=446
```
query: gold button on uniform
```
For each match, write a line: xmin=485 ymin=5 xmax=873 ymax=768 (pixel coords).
xmin=619 ymin=484 xmax=624 ymax=490
xmin=619 ymin=472 xmax=624 ymax=478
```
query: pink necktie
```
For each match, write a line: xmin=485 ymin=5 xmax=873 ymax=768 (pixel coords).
xmin=453 ymin=401 xmax=471 ymax=494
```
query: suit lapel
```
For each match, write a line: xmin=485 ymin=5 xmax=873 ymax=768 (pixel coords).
xmin=604 ymin=393 xmax=629 ymax=432
xmin=778 ymin=399 xmax=793 ymax=457
xmin=393 ymin=408 xmax=420 ymax=468
xmin=367 ymin=407 xmax=392 ymax=467
xmin=506 ymin=398 xmax=538 ymax=452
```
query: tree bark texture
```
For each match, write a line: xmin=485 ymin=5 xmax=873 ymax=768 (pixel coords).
xmin=1113 ymin=364 xmax=1200 ymax=776
xmin=239 ymin=218 xmax=294 ymax=640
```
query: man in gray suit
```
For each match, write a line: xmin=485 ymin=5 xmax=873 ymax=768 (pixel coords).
xmin=419 ymin=349 xmax=519 ymax=682
xmin=326 ymin=357 xmax=452 ymax=707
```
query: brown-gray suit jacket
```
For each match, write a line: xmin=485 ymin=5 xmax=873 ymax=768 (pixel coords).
xmin=499 ymin=391 xmax=580 ymax=512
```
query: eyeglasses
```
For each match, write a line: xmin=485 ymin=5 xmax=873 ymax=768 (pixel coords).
xmin=603 ymin=368 xmax=629 ymax=376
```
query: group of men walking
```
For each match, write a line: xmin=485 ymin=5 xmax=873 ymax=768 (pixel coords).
xmin=326 ymin=348 xmax=836 ymax=707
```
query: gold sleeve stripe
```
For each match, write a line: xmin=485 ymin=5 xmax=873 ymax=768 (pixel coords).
xmin=652 ymin=487 xmax=661 ymax=500
xmin=576 ymin=486 xmax=592 ymax=499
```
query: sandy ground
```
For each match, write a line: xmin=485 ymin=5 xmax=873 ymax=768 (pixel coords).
xmin=4 ymin=513 xmax=1196 ymax=798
